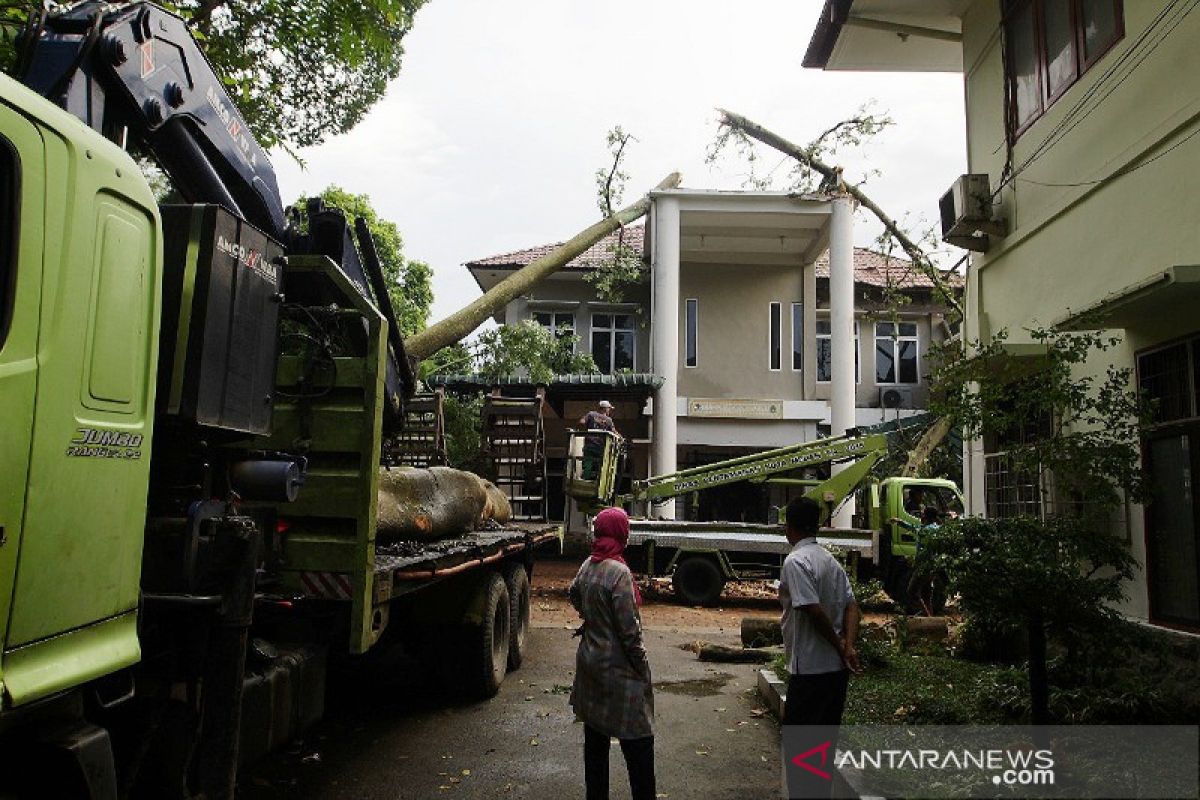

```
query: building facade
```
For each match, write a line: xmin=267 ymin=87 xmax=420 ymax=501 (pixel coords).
xmin=466 ymin=190 xmax=961 ymax=527
xmin=805 ymin=0 xmax=1200 ymax=631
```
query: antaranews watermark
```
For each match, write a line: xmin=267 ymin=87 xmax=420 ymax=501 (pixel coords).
xmin=781 ymin=725 xmax=1198 ymax=799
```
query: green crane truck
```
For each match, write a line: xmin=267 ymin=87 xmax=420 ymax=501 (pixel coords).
xmin=565 ymin=429 xmax=963 ymax=606
xmin=0 ymin=4 xmax=555 ymax=797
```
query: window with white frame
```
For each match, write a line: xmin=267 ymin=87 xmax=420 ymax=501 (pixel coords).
xmin=875 ymin=321 xmax=919 ymax=384
xmin=591 ymin=313 xmax=635 ymax=373
xmin=769 ymin=302 xmax=782 ymax=371
xmin=816 ymin=318 xmax=859 ymax=383
xmin=685 ymin=298 xmax=698 ymax=368
xmin=532 ymin=311 xmax=575 ymax=342
xmin=791 ymin=303 xmax=802 ymax=371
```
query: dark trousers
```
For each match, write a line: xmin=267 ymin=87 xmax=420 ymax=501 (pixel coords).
xmin=584 ymin=725 xmax=655 ymax=800
xmin=783 ymin=670 xmax=850 ymax=800
xmin=783 ymin=669 xmax=850 ymax=726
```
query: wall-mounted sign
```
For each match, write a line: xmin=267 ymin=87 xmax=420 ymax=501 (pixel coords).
xmin=687 ymin=398 xmax=784 ymax=420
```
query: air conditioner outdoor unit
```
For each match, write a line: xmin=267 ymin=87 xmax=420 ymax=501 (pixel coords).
xmin=939 ymin=174 xmax=1006 ymax=252
xmin=880 ymin=386 xmax=915 ymax=410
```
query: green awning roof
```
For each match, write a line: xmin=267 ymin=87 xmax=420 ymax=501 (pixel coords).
xmin=427 ymin=373 xmax=663 ymax=391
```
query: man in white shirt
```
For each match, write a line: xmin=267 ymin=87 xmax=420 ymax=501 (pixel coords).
xmin=779 ymin=496 xmax=861 ymax=727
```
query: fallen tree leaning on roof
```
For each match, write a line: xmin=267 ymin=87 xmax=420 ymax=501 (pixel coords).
xmin=385 ymin=172 xmax=683 ymax=540
xmin=713 ymin=109 xmax=961 ymax=476
xmin=405 ymin=171 xmax=683 ymax=360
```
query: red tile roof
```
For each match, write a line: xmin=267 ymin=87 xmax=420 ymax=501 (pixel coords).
xmin=466 ymin=225 xmax=645 ymax=271
xmin=815 ymin=248 xmax=964 ymax=291
xmin=467 ymin=224 xmax=963 ymax=291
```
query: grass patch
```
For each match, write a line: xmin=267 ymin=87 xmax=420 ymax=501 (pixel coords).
xmin=767 ymin=618 xmax=1200 ymax=725
xmin=768 ymin=638 xmax=1023 ymax=724
xmin=843 ymin=640 xmax=1023 ymax=724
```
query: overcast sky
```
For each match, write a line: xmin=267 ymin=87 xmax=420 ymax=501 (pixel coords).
xmin=273 ymin=0 xmax=968 ymax=326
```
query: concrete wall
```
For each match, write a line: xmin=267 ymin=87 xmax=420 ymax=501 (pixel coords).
xmin=676 ymin=261 xmax=804 ymax=401
xmin=673 ymin=263 xmax=947 ymax=410
xmin=958 ymin=0 xmax=1200 ymax=624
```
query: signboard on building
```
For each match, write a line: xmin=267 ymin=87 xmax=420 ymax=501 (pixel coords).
xmin=687 ymin=398 xmax=784 ymax=420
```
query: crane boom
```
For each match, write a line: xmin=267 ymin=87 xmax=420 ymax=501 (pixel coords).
xmin=19 ymin=1 xmax=286 ymax=239
xmin=631 ymin=431 xmax=888 ymax=502
xmin=15 ymin=1 xmax=416 ymax=417
xmin=565 ymin=428 xmax=889 ymax=523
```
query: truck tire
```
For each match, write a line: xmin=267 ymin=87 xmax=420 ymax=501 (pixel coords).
xmin=672 ymin=556 xmax=725 ymax=607
xmin=502 ymin=563 xmax=531 ymax=671
xmin=467 ymin=573 xmax=511 ymax=698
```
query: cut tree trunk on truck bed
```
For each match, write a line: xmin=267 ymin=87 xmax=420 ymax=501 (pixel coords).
xmin=377 ymin=466 xmax=511 ymax=541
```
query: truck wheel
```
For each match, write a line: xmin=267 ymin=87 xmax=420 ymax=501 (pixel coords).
xmin=468 ymin=573 xmax=511 ymax=698
xmin=672 ymin=557 xmax=725 ymax=607
xmin=502 ymin=563 xmax=531 ymax=671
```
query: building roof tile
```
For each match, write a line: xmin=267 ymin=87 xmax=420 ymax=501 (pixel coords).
xmin=466 ymin=224 xmax=963 ymax=291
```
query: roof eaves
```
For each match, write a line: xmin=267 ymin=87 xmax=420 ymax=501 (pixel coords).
xmin=803 ymin=0 xmax=854 ymax=69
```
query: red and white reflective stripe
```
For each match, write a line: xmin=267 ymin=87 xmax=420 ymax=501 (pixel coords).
xmin=300 ymin=571 xmax=353 ymax=600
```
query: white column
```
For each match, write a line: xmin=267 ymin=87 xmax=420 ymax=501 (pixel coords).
xmin=651 ymin=196 xmax=680 ymax=519
xmin=829 ymin=195 xmax=856 ymax=528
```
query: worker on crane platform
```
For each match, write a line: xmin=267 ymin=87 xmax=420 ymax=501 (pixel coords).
xmin=579 ymin=400 xmax=620 ymax=479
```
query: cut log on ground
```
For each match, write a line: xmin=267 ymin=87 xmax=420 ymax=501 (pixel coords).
xmin=696 ymin=643 xmax=782 ymax=664
xmin=741 ymin=617 xmax=783 ymax=648
xmin=902 ymin=616 xmax=949 ymax=643
xmin=405 ymin=171 xmax=682 ymax=360
xmin=377 ymin=466 xmax=512 ymax=541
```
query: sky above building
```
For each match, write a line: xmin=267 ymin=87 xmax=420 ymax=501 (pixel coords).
xmin=273 ymin=0 xmax=968 ymax=327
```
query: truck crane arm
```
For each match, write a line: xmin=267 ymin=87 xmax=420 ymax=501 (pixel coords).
xmin=16 ymin=1 xmax=416 ymax=411
xmin=566 ymin=429 xmax=889 ymax=523
xmin=18 ymin=0 xmax=286 ymax=239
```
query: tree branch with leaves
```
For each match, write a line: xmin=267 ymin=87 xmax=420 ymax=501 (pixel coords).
xmin=711 ymin=107 xmax=964 ymax=321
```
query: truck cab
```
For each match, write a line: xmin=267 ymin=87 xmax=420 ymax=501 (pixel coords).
xmin=865 ymin=477 xmax=965 ymax=559
xmin=0 ymin=72 xmax=161 ymax=712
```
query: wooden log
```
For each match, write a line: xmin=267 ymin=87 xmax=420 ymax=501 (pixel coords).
xmin=377 ymin=466 xmax=509 ymax=541
xmin=741 ymin=617 xmax=783 ymax=648
xmin=902 ymin=616 xmax=949 ymax=642
xmin=696 ymin=643 xmax=782 ymax=664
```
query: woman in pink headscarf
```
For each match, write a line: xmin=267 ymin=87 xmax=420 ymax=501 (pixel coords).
xmin=569 ymin=507 xmax=655 ymax=800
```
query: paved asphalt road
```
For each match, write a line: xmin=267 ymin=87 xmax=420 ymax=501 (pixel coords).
xmin=241 ymin=624 xmax=782 ymax=799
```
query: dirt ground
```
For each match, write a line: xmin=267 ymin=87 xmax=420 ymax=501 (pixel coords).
xmin=240 ymin=558 xmax=789 ymax=799
xmin=532 ymin=557 xmax=784 ymax=631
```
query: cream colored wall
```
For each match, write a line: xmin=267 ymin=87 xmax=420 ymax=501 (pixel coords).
xmin=676 ymin=262 xmax=805 ymax=401
xmin=959 ymin=0 xmax=1200 ymax=623
xmin=963 ymin=0 xmax=1200 ymax=338
xmin=507 ymin=274 xmax=652 ymax=372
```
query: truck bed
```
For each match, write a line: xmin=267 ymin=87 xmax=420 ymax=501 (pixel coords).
xmin=626 ymin=519 xmax=874 ymax=558
xmin=375 ymin=523 xmax=561 ymax=597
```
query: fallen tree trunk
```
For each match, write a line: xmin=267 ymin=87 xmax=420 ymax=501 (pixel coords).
xmin=696 ymin=642 xmax=782 ymax=664
xmin=741 ymin=617 xmax=783 ymax=648
xmin=714 ymin=108 xmax=963 ymax=320
xmin=377 ymin=466 xmax=511 ymax=541
xmin=901 ymin=415 xmax=954 ymax=478
xmin=405 ymin=171 xmax=683 ymax=360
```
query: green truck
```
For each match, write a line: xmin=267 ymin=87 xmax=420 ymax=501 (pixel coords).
xmin=565 ymin=429 xmax=963 ymax=606
xmin=0 ymin=4 xmax=554 ymax=797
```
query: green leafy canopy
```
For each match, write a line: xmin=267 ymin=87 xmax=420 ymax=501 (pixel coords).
xmin=296 ymin=185 xmax=433 ymax=338
xmin=2 ymin=0 xmax=426 ymax=150
xmin=424 ymin=321 xmax=597 ymax=386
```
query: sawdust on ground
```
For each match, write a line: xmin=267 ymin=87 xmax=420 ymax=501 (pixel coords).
xmin=532 ymin=557 xmax=782 ymax=631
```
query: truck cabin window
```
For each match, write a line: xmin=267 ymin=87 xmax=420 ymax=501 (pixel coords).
xmin=0 ymin=138 xmax=16 ymax=351
xmin=1004 ymin=0 xmax=1124 ymax=137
